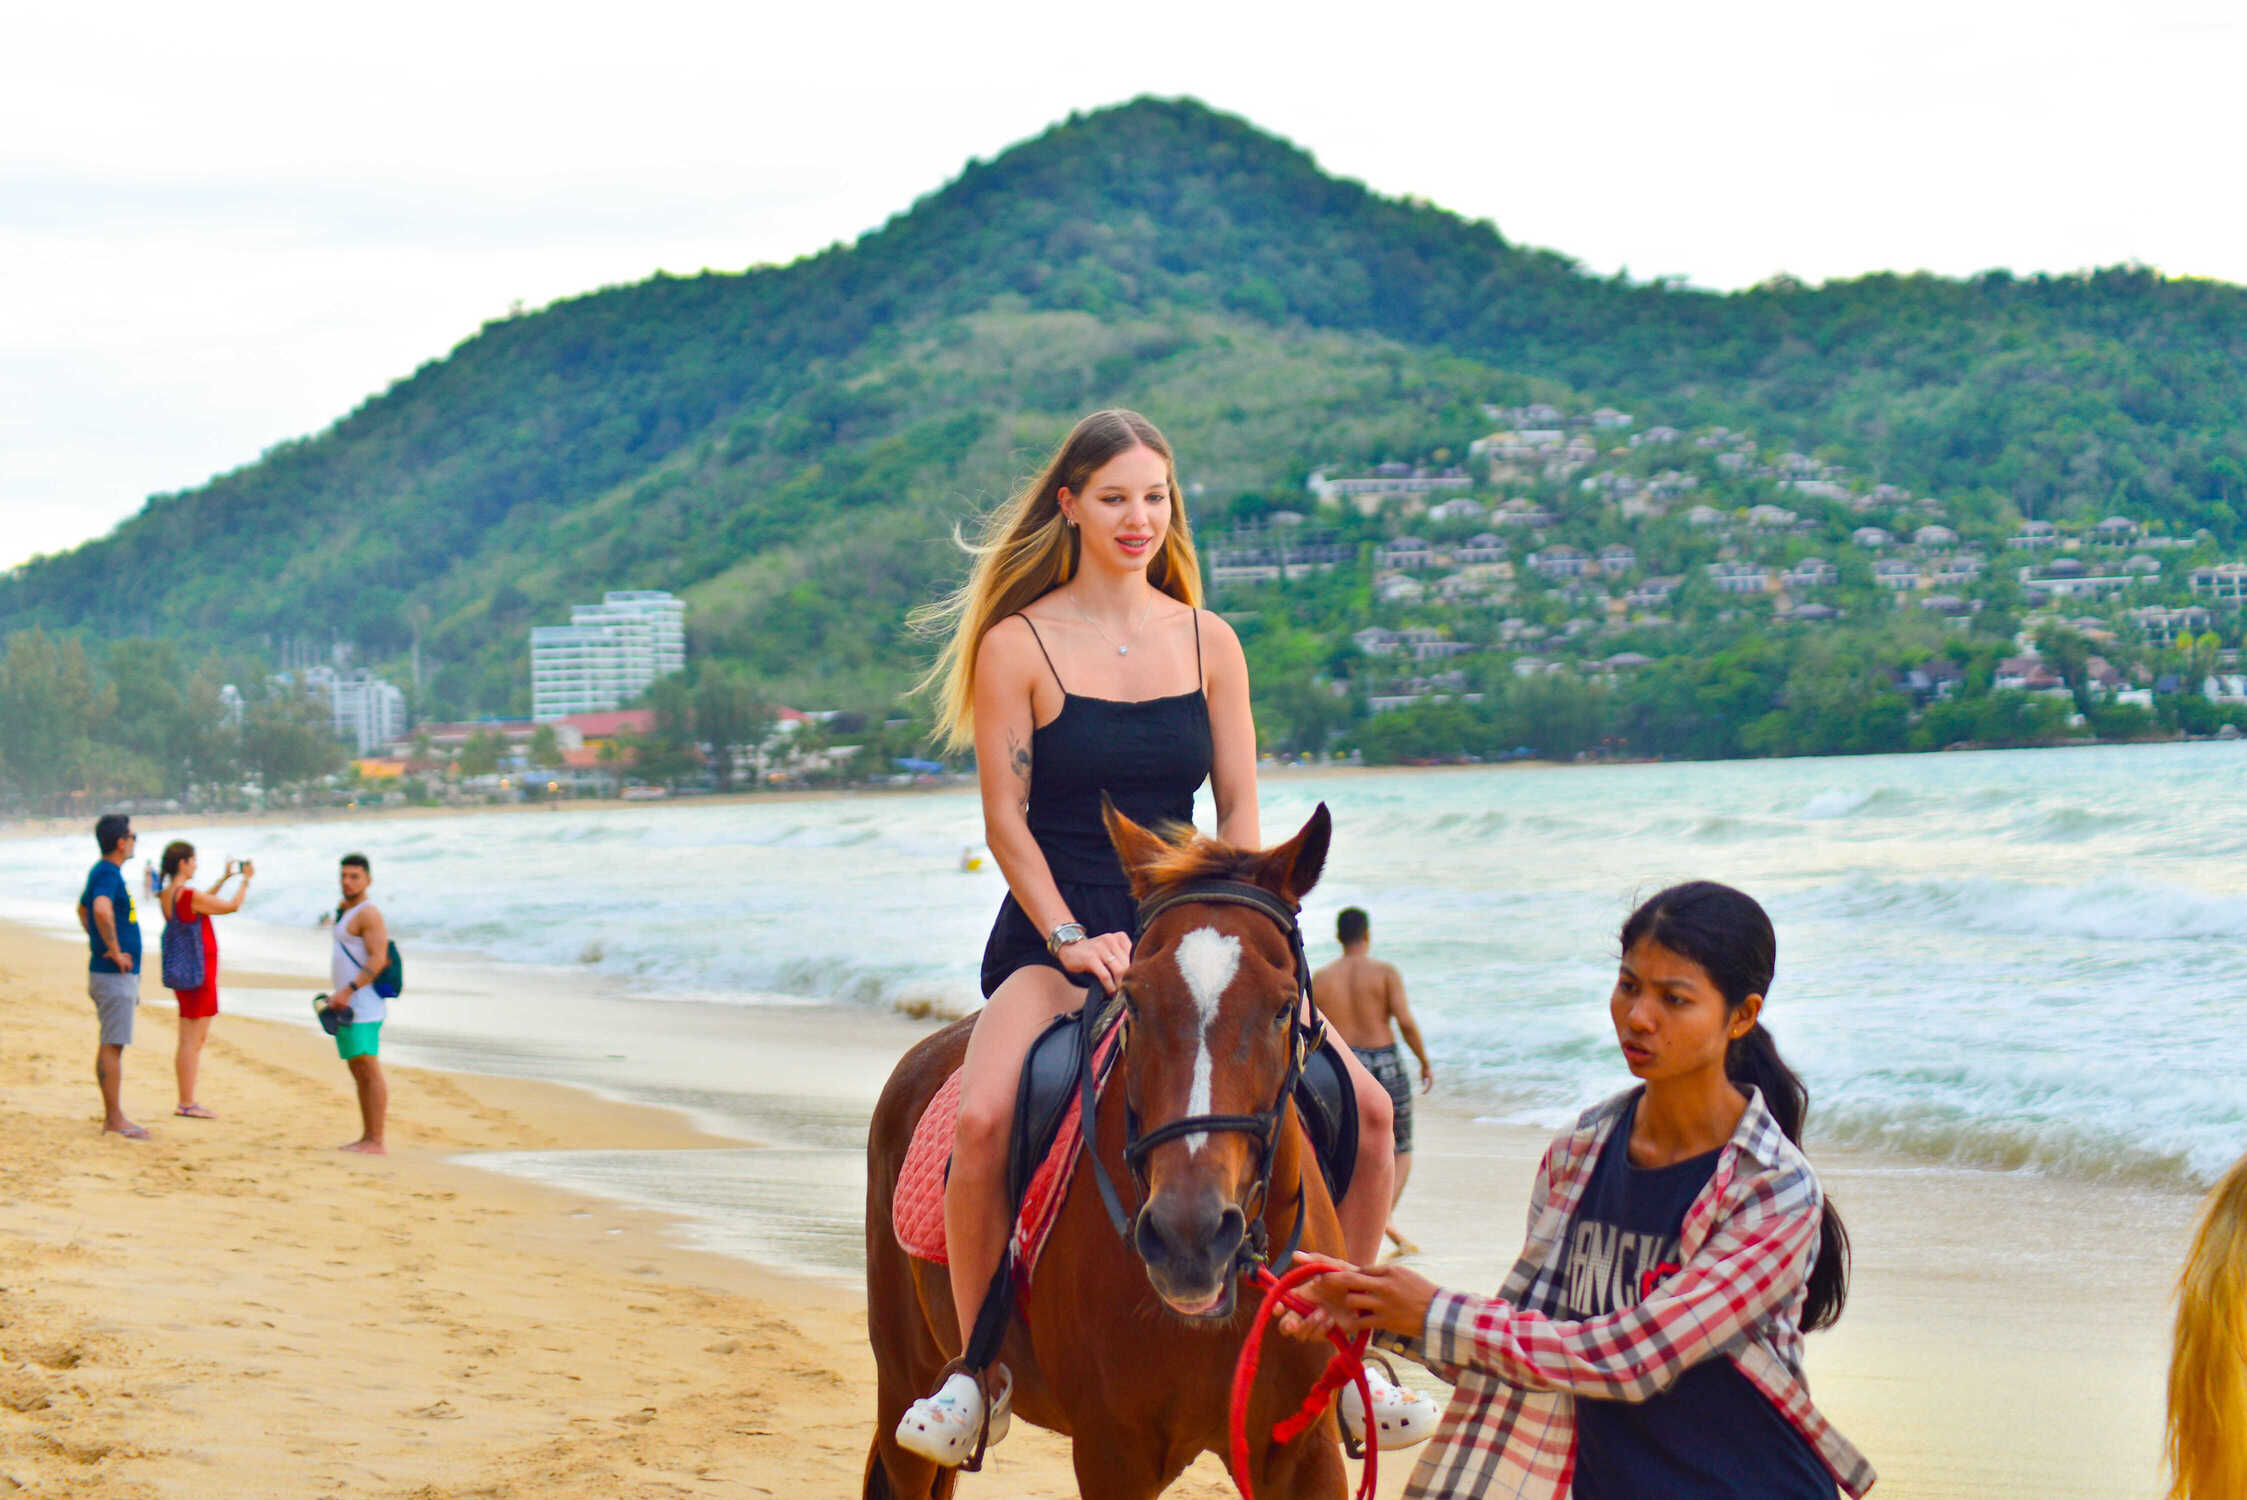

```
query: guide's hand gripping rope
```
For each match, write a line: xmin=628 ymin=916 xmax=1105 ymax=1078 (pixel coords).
xmin=1227 ymin=1262 xmax=1378 ymax=1500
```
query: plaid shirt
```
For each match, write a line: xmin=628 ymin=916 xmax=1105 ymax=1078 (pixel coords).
xmin=1384 ymin=1086 xmax=1876 ymax=1498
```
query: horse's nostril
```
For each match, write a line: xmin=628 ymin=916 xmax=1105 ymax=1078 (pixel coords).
xmin=1138 ymin=1194 xmax=1243 ymax=1271
xmin=1134 ymin=1209 xmax=1168 ymax=1266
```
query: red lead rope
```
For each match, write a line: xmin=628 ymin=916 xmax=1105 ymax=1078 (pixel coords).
xmin=1228 ymin=1263 xmax=1377 ymax=1500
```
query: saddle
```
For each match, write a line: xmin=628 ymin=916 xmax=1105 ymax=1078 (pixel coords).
xmin=893 ymin=1002 xmax=1124 ymax=1275
xmin=892 ymin=1002 xmax=1360 ymax=1274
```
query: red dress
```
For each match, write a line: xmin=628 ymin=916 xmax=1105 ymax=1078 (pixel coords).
xmin=169 ymin=888 xmax=220 ymax=1019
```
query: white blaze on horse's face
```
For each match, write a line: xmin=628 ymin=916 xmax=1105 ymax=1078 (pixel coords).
xmin=1171 ymin=926 xmax=1242 ymax=1155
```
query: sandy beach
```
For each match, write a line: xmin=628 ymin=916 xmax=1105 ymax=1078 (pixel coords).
xmin=0 ymin=914 xmax=2200 ymax=1498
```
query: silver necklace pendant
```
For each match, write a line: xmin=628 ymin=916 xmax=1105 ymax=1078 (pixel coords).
xmin=1118 ymin=644 xmax=1130 ymax=655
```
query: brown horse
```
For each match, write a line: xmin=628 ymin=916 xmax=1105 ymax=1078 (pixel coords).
xmin=864 ymin=804 xmax=1355 ymax=1499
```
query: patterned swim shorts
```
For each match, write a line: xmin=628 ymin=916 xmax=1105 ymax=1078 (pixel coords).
xmin=1351 ymin=1043 xmax=1413 ymax=1155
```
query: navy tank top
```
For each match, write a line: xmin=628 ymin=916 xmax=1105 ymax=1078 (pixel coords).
xmin=1017 ymin=611 xmax=1214 ymax=887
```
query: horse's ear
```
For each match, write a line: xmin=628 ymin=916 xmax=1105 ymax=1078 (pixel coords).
xmin=1257 ymin=803 xmax=1331 ymax=905
xmin=1103 ymin=795 xmax=1176 ymax=901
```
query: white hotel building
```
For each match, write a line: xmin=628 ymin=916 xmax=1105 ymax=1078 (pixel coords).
xmin=531 ymin=590 xmax=687 ymax=722
xmin=301 ymin=666 xmax=409 ymax=753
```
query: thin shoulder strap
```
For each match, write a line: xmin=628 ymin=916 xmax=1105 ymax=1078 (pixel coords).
xmin=1192 ymin=608 xmax=1205 ymax=691
xmin=1015 ymin=612 xmax=1066 ymax=694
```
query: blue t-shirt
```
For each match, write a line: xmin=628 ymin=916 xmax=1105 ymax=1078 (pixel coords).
xmin=81 ymin=859 xmax=142 ymax=974
xmin=1559 ymin=1100 xmax=1836 ymax=1500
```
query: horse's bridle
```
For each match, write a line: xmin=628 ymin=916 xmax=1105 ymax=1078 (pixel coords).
xmin=1078 ymin=878 xmax=1323 ymax=1282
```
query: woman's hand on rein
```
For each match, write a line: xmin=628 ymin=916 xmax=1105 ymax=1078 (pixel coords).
xmin=1057 ymin=930 xmax=1133 ymax=994
xmin=1277 ymin=1254 xmax=1441 ymax=1342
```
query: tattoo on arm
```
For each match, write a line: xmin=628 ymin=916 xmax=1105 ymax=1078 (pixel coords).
xmin=1008 ymin=729 xmax=1032 ymax=815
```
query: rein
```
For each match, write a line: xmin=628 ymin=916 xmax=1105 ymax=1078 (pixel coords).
xmin=1231 ymin=1263 xmax=1378 ymax=1500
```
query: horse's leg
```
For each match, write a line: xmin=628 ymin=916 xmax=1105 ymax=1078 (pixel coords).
xmin=1068 ymin=1437 xmax=1174 ymax=1500
xmin=863 ymin=1362 xmax=957 ymax=1500
xmin=1256 ymin=1425 xmax=1351 ymax=1499
xmin=865 ymin=1021 xmax=975 ymax=1500
xmin=865 ymin=1261 xmax=954 ymax=1499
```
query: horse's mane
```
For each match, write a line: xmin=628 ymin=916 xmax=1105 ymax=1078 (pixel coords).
xmin=1131 ymin=821 xmax=1268 ymax=895
xmin=2169 ymin=1150 xmax=2247 ymax=1499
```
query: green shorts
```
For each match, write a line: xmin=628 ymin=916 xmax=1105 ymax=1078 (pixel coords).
xmin=335 ymin=1020 xmax=383 ymax=1060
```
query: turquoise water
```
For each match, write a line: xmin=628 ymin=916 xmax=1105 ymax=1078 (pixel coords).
xmin=5 ymin=740 xmax=2241 ymax=1189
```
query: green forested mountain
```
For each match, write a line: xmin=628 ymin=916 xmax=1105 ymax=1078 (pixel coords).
xmin=7 ymin=96 xmax=2245 ymax=722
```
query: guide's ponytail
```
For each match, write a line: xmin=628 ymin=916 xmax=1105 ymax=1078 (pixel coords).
xmin=1622 ymin=881 xmax=1850 ymax=1332
xmin=1724 ymin=1019 xmax=1850 ymax=1330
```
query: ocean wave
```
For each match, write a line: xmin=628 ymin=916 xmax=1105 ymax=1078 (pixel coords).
xmin=1519 ymin=813 xmax=1590 ymax=835
xmin=1442 ymin=1056 xmax=2238 ymax=1191
xmin=1681 ymin=814 xmax=1790 ymax=844
xmin=764 ymin=954 xmax=978 ymax=1019
xmin=2007 ymin=805 xmax=2142 ymax=842
xmin=1792 ymin=874 xmax=2247 ymax=943
xmin=1797 ymin=785 xmax=1913 ymax=821
xmin=1816 ymin=1098 xmax=2229 ymax=1190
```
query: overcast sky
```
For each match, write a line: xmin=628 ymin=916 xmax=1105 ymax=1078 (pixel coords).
xmin=5 ymin=0 xmax=2241 ymax=571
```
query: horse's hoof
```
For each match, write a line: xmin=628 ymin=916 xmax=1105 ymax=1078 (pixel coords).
xmin=895 ymin=1366 xmax=1012 ymax=1467
xmin=1340 ymin=1366 xmax=1438 ymax=1451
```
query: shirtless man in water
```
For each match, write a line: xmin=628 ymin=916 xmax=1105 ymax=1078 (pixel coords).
xmin=1310 ymin=907 xmax=1432 ymax=1252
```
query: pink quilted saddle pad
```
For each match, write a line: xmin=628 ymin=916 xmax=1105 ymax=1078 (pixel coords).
xmin=892 ymin=1023 xmax=1120 ymax=1277
xmin=892 ymin=1068 xmax=967 ymax=1263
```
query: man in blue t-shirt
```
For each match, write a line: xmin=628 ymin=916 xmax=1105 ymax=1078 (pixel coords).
xmin=75 ymin=812 xmax=147 ymax=1139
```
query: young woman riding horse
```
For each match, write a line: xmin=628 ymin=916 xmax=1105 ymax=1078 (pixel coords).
xmin=894 ymin=408 xmax=1433 ymax=1465
xmin=868 ymin=804 xmax=1372 ymax=1497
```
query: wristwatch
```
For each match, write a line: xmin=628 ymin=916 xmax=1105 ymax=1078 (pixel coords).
xmin=1046 ymin=921 xmax=1088 ymax=956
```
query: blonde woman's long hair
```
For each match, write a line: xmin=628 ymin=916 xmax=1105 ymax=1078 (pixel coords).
xmin=913 ymin=409 xmax=1203 ymax=752
xmin=2168 ymin=1151 xmax=2247 ymax=1499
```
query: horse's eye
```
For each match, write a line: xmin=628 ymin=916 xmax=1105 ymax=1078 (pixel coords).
xmin=1273 ymin=1001 xmax=1292 ymax=1028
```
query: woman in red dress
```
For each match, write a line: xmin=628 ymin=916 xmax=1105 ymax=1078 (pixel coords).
xmin=157 ymin=841 xmax=252 ymax=1119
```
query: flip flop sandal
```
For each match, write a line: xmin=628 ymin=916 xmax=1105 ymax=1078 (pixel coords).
xmin=175 ymin=1104 xmax=216 ymax=1119
xmin=105 ymin=1124 xmax=151 ymax=1140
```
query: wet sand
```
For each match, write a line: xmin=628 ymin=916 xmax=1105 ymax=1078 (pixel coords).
xmin=0 ymin=917 xmax=2198 ymax=1497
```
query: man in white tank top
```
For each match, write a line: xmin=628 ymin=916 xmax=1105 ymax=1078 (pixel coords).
xmin=322 ymin=852 xmax=391 ymax=1154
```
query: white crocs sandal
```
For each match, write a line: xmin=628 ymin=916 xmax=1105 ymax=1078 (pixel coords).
xmin=895 ymin=1365 xmax=1013 ymax=1468
xmin=1339 ymin=1361 xmax=1438 ymax=1452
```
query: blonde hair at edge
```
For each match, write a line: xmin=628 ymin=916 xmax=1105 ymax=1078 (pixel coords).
xmin=914 ymin=409 xmax=1203 ymax=752
xmin=2167 ymin=1151 xmax=2247 ymax=1499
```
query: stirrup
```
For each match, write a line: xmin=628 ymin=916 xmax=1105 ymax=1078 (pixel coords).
xmin=1338 ymin=1355 xmax=1437 ymax=1453
xmin=895 ymin=1361 xmax=1012 ymax=1470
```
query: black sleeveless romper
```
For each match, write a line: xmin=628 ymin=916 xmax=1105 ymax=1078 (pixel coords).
xmin=977 ymin=612 xmax=1215 ymax=998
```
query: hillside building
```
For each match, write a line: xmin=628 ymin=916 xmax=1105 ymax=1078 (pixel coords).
xmin=532 ymin=590 xmax=687 ymax=722
xmin=300 ymin=667 xmax=407 ymax=753
xmin=1306 ymin=466 xmax=1472 ymax=513
xmin=1708 ymin=561 xmax=1772 ymax=595
xmin=2190 ymin=563 xmax=2247 ymax=604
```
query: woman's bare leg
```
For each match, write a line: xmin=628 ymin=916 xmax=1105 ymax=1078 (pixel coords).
xmin=1327 ymin=1032 xmax=1395 ymax=1268
xmin=943 ymin=965 xmax=1086 ymax=1353
xmin=175 ymin=1014 xmax=213 ymax=1109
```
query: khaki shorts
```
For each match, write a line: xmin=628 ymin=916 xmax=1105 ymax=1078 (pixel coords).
xmin=89 ymin=970 xmax=140 ymax=1047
